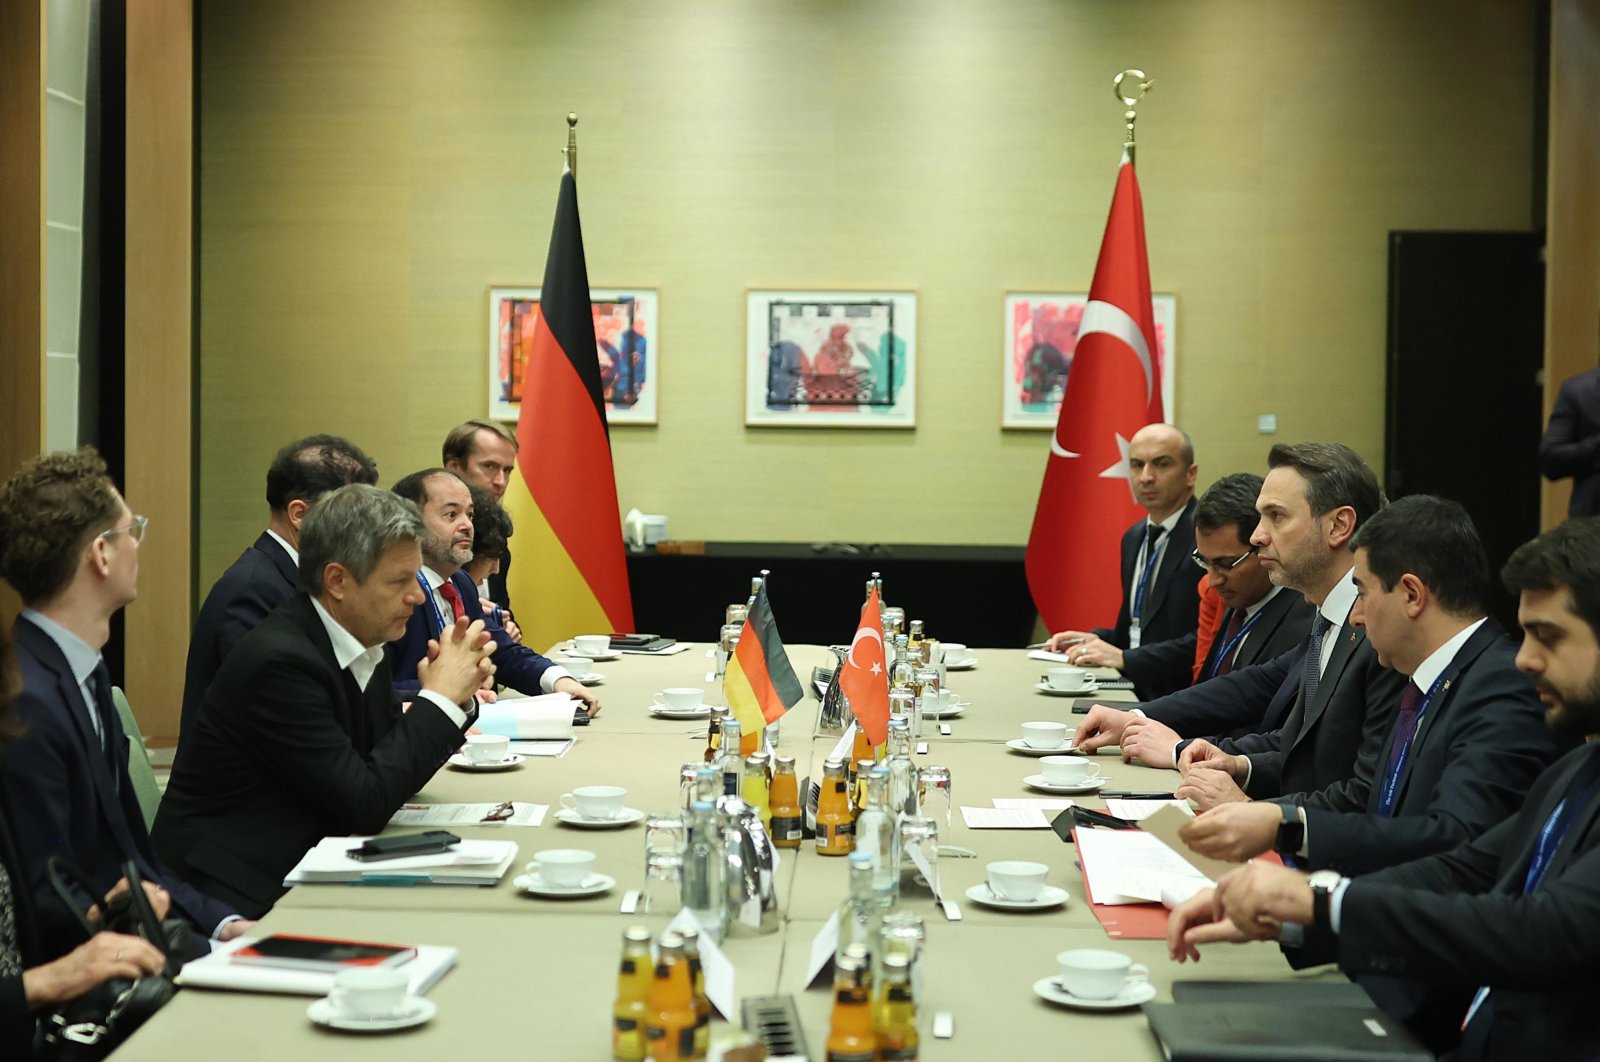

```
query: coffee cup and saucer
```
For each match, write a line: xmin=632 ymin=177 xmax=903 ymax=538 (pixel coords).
xmin=513 ymin=848 xmax=615 ymax=898
xmin=941 ymin=643 xmax=976 ymax=670
xmin=448 ymin=734 xmax=525 ymax=771
xmin=1035 ymin=667 xmax=1098 ymax=696
xmin=552 ymin=657 xmax=604 ymax=686
xmin=570 ymin=635 xmax=620 ymax=661
xmin=649 ymin=688 xmax=711 ymax=720
xmin=307 ymin=967 xmax=436 ymax=1032
xmin=965 ymin=860 xmax=1070 ymax=911
xmin=555 ymin=785 xmax=644 ymax=828
xmin=1033 ymin=949 xmax=1154 ymax=1010
xmin=925 ymin=689 xmax=970 ymax=719
xmin=1005 ymin=721 xmax=1078 ymax=756
xmin=1025 ymin=755 xmax=1105 ymax=793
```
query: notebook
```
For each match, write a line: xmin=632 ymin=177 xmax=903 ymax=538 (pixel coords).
xmin=1142 ymin=1002 xmax=1432 ymax=1061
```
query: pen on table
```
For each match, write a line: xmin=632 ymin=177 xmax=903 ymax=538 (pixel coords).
xmin=1097 ymin=791 xmax=1178 ymax=800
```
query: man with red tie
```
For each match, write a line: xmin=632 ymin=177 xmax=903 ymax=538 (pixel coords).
xmin=384 ymin=469 xmax=600 ymax=716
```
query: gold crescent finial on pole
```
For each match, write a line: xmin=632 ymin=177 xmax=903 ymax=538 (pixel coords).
xmin=564 ymin=112 xmax=578 ymax=178
xmin=1112 ymin=69 xmax=1153 ymax=164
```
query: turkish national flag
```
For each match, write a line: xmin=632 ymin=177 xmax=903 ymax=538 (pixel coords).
xmin=1025 ymin=154 xmax=1164 ymax=633
xmin=837 ymin=585 xmax=890 ymax=746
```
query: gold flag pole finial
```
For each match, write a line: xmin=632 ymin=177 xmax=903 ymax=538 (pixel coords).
xmin=563 ymin=112 xmax=578 ymax=178
xmin=1112 ymin=69 xmax=1153 ymax=164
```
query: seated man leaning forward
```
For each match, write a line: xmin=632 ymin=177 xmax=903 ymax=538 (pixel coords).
xmin=384 ymin=468 xmax=600 ymax=716
xmin=152 ymin=484 xmax=495 ymax=917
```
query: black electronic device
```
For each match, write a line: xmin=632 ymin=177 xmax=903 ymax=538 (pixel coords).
xmin=348 ymin=830 xmax=461 ymax=862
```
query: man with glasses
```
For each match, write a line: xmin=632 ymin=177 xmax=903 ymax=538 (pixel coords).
xmin=1077 ymin=443 xmax=1404 ymax=814
xmin=0 ymin=448 xmax=251 ymax=960
xmin=1115 ymin=473 xmax=1314 ymax=701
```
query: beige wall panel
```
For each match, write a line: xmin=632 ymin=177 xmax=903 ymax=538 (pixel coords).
xmin=198 ymin=0 xmax=1535 ymax=592
xmin=1542 ymin=0 xmax=1600 ymax=528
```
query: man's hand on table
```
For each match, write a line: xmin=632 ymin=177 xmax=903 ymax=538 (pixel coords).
xmin=554 ymin=676 xmax=601 ymax=718
xmin=218 ymin=919 xmax=257 ymax=942
xmin=1167 ymin=887 xmax=1250 ymax=962
xmin=1045 ymin=629 xmax=1092 ymax=653
xmin=419 ymin=616 xmax=497 ymax=706
xmin=1073 ymin=705 xmax=1135 ymax=752
xmin=1214 ymin=863 xmax=1314 ymax=940
xmin=1179 ymin=801 xmax=1280 ymax=862
xmin=1175 ymin=766 xmax=1250 ymax=810
xmin=1120 ymin=715 xmax=1183 ymax=767
xmin=1058 ymin=634 xmax=1124 ymax=671
xmin=1177 ymin=738 xmax=1249 ymax=779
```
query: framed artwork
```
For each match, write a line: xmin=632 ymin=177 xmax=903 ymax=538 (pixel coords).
xmin=1000 ymin=292 xmax=1177 ymax=429
xmin=488 ymin=286 xmax=659 ymax=425
xmin=745 ymin=289 xmax=917 ymax=428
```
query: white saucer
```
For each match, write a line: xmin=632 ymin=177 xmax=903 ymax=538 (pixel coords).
xmin=964 ymin=882 xmax=1070 ymax=911
xmin=1005 ymin=738 xmax=1081 ymax=757
xmin=925 ymin=702 xmax=969 ymax=719
xmin=1032 ymin=976 xmax=1155 ymax=1010
xmin=650 ymin=705 xmax=712 ymax=720
xmin=571 ymin=649 xmax=620 ymax=662
xmin=1034 ymin=681 xmax=1097 ymax=697
xmin=1024 ymin=774 xmax=1106 ymax=794
xmin=572 ymin=673 xmax=604 ymax=686
xmin=555 ymin=806 xmax=645 ymax=829
xmin=307 ymin=995 xmax=437 ymax=1032
xmin=513 ymin=871 xmax=616 ymax=898
xmin=945 ymin=657 xmax=977 ymax=671
xmin=447 ymin=753 xmax=526 ymax=771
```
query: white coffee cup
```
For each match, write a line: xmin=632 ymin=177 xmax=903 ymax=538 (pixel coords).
xmin=986 ymin=860 xmax=1048 ymax=901
xmin=942 ymin=642 xmax=970 ymax=664
xmin=326 ymin=965 xmax=409 ymax=1020
xmin=554 ymin=656 xmax=595 ymax=679
xmin=652 ymin=688 xmax=705 ymax=712
xmin=1046 ymin=667 xmax=1096 ymax=692
xmin=1057 ymin=949 xmax=1148 ymax=1001
xmin=464 ymin=733 xmax=510 ymax=765
xmin=1020 ymin=720 xmax=1069 ymax=749
xmin=937 ymin=688 xmax=961 ymax=709
xmin=525 ymin=848 xmax=597 ymax=888
xmin=1040 ymin=755 xmax=1102 ymax=785
xmin=574 ymin=634 xmax=611 ymax=656
xmin=561 ymin=785 xmax=627 ymax=820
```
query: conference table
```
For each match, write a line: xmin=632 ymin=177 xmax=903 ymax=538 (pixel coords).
xmin=117 ymin=643 xmax=1336 ymax=1059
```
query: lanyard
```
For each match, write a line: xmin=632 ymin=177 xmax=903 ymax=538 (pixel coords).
xmin=416 ymin=572 xmax=449 ymax=635
xmin=1204 ymin=607 xmax=1267 ymax=679
xmin=1522 ymin=774 xmax=1600 ymax=894
xmin=1131 ymin=530 xmax=1165 ymax=623
xmin=1375 ymin=671 xmax=1448 ymax=817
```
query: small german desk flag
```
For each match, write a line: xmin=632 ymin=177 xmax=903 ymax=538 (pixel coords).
xmin=502 ymin=162 xmax=634 ymax=647
xmin=723 ymin=579 xmax=804 ymax=754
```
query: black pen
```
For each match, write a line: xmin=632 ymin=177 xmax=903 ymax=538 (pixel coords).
xmin=1098 ymin=790 xmax=1178 ymax=800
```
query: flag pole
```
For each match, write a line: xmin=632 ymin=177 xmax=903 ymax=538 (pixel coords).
xmin=563 ymin=112 xmax=578 ymax=177
xmin=1112 ymin=69 xmax=1153 ymax=165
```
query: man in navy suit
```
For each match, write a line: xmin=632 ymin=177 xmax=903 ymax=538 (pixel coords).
xmin=179 ymin=434 xmax=377 ymax=744
xmin=1539 ymin=366 xmax=1600 ymax=517
xmin=442 ymin=420 xmax=520 ymax=611
xmin=1169 ymin=517 xmax=1600 ymax=1061
xmin=0 ymin=449 xmax=251 ymax=959
xmin=385 ymin=469 xmax=601 ymax=715
xmin=1046 ymin=423 xmax=1201 ymax=680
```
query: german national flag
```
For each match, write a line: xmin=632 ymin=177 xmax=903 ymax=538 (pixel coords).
xmin=502 ymin=167 xmax=634 ymax=647
xmin=723 ymin=579 xmax=804 ymax=754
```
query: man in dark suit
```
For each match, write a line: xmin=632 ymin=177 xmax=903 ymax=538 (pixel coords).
xmin=179 ymin=434 xmax=377 ymax=744
xmin=1045 ymin=423 xmax=1201 ymax=673
xmin=153 ymin=484 xmax=496 ymax=917
xmin=0 ymin=449 xmax=250 ymax=958
xmin=1539 ymin=366 xmax=1600 ymax=517
xmin=442 ymin=420 xmax=520 ymax=611
xmin=1077 ymin=443 xmax=1405 ymax=811
xmin=1115 ymin=472 xmax=1314 ymax=701
xmin=384 ymin=469 xmax=600 ymax=715
xmin=1169 ymin=517 xmax=1600 ymax=1062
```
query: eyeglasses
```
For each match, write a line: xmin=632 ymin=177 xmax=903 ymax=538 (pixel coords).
xmin=99 ymin=515 xmax=149 ymax=546
xmin=479 ymin=801 xmax=516 ymax=823
xmin=1190 ymin=544 xmax=1257 ymax=573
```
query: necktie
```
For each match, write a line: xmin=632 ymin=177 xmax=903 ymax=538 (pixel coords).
xmin=88 ymin=662 xmax=122 ymax=788
xmin=439 ymin=581 xmax=467 ymax=622
xmin=1212 ymin=609 xmax=1246 ymax=677
xmin=1385 ymin=680 xmax=1425 ymax=778
xmin=1299 ymin=611 xmax=1333 ymax=710
xmin=1131 ymin=524 xmax=1166 ymax=623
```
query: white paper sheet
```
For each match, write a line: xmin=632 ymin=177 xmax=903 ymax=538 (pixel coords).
xmin=1104 ymin=799 xmax=1192 ymax=821
xmin=1137 ymin=804 xmax=1241 ymax=882
xmin=389 ymin=802 xmax=548 ymax=828
xmin=827 ymin=723 xmax=857 ymax=766
xmin=805 ymin=911 xmax=841 ymax=987
xmin=992 ymin=798 xmax=1076 ymax=812
xmin=475 ymin=694 xmax=578 ymax=739
xmin=958 ymin=806 xmax=1050 ymax=829
xmin=507 ymin=739 xmax=575 ymax=757
xmin=1073 ymin=826 xmax=1211 ymax=905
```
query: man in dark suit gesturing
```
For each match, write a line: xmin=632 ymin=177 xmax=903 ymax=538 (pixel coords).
xmin=179 ymin=434 xmax=377 ymax=743
xmin=1169 ymin=517 xmax=1600 ymax=1062
xmin=1539 ymin=366 xmax=1600 ymax=517
xmin=153 ymin=484 xmax=496 ymax=917
xmin=1045 ymin=423 xmax=1202 ymax=689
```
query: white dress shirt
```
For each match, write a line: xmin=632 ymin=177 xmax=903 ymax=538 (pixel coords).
xmin=309 ymin=597 xmax=466 ymax=727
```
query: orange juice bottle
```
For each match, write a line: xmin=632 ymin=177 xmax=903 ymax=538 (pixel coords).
xmin=769 ymin=755 xmax=803 ymax=848
xmin=644 ymin=931 xmax=697 ymax=1061
xmin=873 ymin=952 xmax=918 ymax=1060
xmin=679 ymin=926 xmax=712 ymax=1060
xmin=851 ymin=720 xmax=874 ymax=772
xmin=825 ymin=944 xmax=877 ymax=1062
xmin=612 ymin=926 xmax=654 ymax=1061
xmin=816 ymin=757 xmax=855 ymax=856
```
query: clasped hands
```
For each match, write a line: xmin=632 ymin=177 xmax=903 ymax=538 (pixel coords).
xmin=1167 ymin=862 xmax=1316 ymax=963
xmin=418 ymin=615 xmax=498 ymax=706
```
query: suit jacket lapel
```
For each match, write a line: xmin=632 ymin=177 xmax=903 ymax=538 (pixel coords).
xmin=256 ymin=530 xmax=299 ymax=590
xmin=1141 ymin=498 xmax=1195 ymax=620
xmin=1522 ymin=746 xmax=1600 ymax=887
xmin=1288 ymin=606 xmax=1363 ymax=753
xmin=1236 ymin=590 xmax=1292 ymax=669
xmin=1388 ymin=621 xmax=1501 ymax=807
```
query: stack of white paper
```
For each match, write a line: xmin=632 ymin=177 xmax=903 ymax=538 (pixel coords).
xmin=476 ymin=694 xmax=578 ymax=739
xmin=1074 ymin=828 xmax=1212 ymax=905
xmin=178 ymin=936 xmax=458 ymax=996
xmin=283 ymin=836 xmax=518 ymax=886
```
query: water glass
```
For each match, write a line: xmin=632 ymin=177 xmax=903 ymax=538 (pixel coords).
xmin=645 ymin=811 xmax=687 ymax=859
xmin=679 ymin=763 xmax=701 ymax=810
xmin=640 ymin=851 xmax=683 ymax=915
xmin=898 ymin=815 xmax=941 ymax=899
xmin=917 ymin=765 xmax=953 ymax=827
xmin=879 ymin=910 xmax=927 ymax=996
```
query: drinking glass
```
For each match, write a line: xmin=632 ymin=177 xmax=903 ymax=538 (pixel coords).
xmin=898 ymin=815 xmax=941 ymax=899
xmin=917 ymin=765 xmax=953 ymax=827
xmin=641 ymin=810 xmax=688 ymax=915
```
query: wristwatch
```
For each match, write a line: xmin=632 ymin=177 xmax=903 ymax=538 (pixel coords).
xmin=1274 ymin=803 xmax=1305 ymax=855
xmin=1309 ymin=869 xmax=1343 ymax=930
